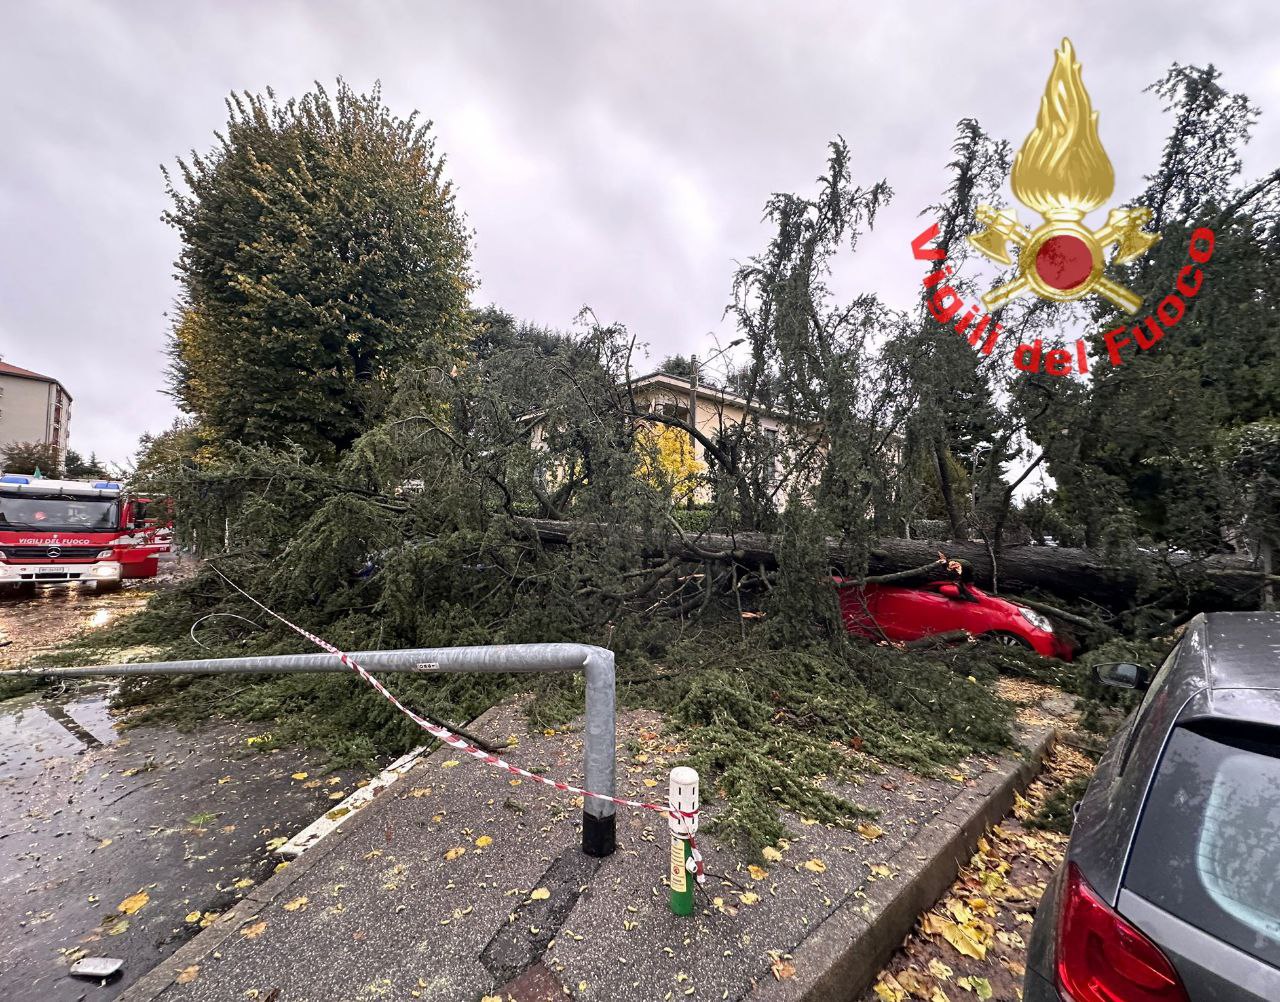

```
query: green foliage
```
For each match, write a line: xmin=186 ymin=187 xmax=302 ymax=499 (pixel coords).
xmin=2 ymin=440 xmax=62 ymax=477
xmin=163 ymin=80 xmax=472 ymax=458
xmin=63 ymin=450 xmax=111 ymax=479
xmin=1040 ymin=65 xmax=1280 ymax=554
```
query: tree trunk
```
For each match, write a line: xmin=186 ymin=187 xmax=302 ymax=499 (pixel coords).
xmin=516 ymin=517 xmax=1273 ymax=611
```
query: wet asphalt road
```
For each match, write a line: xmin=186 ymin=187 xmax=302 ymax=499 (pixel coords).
xmin=0 ymin=685 xmax=366 ymax=1001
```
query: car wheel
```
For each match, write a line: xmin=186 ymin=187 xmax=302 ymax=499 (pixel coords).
xmin=984 ymin=631 xmax=1032 ymax=650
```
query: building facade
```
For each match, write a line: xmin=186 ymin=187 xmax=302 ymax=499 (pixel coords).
xmin=0 ymin=361 xmax=73 ymax=465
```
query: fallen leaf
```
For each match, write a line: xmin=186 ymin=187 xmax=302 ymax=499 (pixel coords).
xmin=118 ymin=890 xmax=150 ymax=915
xmin=444 ymin=847 xmax=466 ymax=861
xmin=474 ymin=835 xmax=493 ymax=848
xmin=762 ymin=846 xmax=783 ymax=863
xmin=929 ymin=990 xmax=950 ymax=1002
xmin=240 ymin=920 xmax=267 ymax=939
xmin=802 ymin=858 xmax=827 ymax=873
xmin=184 ymin=911 xmax=201 ymax=923
xmin=895 ymin=969 xmax=933 ymax=998
xmin=738 ymin=891 xmax=760 ymax=905
xmin=233 ymin=877 xmax=255 ymax=890
xmin=747 ymin=864 xmax=769 ymax=881
xmin=857 ymin=822 xmax=885 ymax=841
xmin=176 ymin=965 xmax=199 ymax=985
xmin=529 ymin=887 xmax=551 ymax=901
xmin=282 ymin=896 xmax=308 ymax=912
xmin=873 ymin=972 xmax=908 ymax=1002
xmin=265 ymin=837 xmax=287 ymax=851
xmin=441 ymin=760 xmax=460 ymax=769
xmin=770 ymin=956 xmax=796 ymax=981
xmin=291 ymin=772 xmax=309 ymax=781
xmin=107 ymin=919 xmax=129 ymax=936
xmin=928 ymin=958 xmax=953 ymax=981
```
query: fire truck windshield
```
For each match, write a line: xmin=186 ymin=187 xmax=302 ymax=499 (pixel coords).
xmin=0 ymin=493 xmax=120 ymax=531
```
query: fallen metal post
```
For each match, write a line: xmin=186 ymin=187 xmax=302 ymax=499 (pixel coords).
xmin=20 ymin=643 xmax=618 ymax=857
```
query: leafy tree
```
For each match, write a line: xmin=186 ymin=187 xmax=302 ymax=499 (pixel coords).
xmin=63 ymin=450 xmax=111 ymax=479
xmin=164 ymin=80 xmax=473 ymax=458
xmin=634 ymin=424 xmax=705 ymax=505
xmin=2 ymin=441 xmax=61 ymax=477
xmin=1043 ymin=64 xmax=1280 ymax=553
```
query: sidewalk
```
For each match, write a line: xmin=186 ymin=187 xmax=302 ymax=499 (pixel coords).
xmin=121 ymin=693 xmax=1065 ymax=1002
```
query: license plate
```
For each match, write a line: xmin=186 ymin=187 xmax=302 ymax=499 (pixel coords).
xmin=36 ymin=566 xmax=70 ymax=575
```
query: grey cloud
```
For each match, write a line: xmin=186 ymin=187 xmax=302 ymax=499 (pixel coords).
xmin=1 ymin=0 xmax=1277 ymax=463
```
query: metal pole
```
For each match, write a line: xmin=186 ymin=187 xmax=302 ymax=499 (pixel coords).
xmin=20 ymin=643 xmax=617 ymax=857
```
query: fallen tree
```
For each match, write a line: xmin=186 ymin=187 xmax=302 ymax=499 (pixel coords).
xmin=516 ymin=517 xmax=1272 ymax=612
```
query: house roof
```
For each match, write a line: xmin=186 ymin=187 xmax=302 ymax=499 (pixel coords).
xmin=0 ymin=361 xmax=71 ymax=400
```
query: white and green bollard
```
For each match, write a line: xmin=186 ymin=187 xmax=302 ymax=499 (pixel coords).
xmin=668 ymin=766 xmax=699 ymax=916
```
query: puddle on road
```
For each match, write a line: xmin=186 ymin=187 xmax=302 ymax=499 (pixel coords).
xmin=0 ymin=684 xmax=368 ymax=1001
xmin=0 ymin=687 xmax=118 ymax=786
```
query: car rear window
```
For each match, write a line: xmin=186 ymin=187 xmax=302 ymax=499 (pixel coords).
xmin=1124 ymin=724 xmax=1280 ymax=968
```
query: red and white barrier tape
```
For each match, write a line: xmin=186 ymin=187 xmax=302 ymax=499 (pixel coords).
xmin=212 ymin=568 xmax=704 ymax=883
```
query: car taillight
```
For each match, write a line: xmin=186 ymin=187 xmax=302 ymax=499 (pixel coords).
xmin=1057 ymin=863 xmax=1189 ymax=1002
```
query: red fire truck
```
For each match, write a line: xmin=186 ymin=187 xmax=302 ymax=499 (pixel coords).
xmin=0 ymin=474 xmax=173 ymax=592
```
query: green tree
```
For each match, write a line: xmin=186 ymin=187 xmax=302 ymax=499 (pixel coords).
xmin=63 ymin=449 xmax=111 ymax=479
xmin=1043 ymin=64 xmax=1280 ymax=553
xmin=2 ymin=441 xmax=61 ymax=477
xmin=164 ymin=80 xmax=473 ymax=457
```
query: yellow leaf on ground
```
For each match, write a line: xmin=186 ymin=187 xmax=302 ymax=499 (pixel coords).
xmin=441 ymin=760 xmax=460 ymax=769
xmin=770 ymin=956 xmax=796 ymax=980
xmin=118 ymin=891 xmax=149 ymax=915
xmin=643 ymin=779 xmax=658 ymax=788
xmin=738 ymin=892 xmax=760 ymax=905
xmin=282 ymin=896 xmax=308 ymax=912
xmin=184 ymin=911 xmax=201 ymax=923
xmin=857 ymin=822 xmax=885 ymax=840
xmin=474 ymin=835 xmax=493 ymax=848
xmin=233 ymin=878 xmax=255 ymax=890
xmin=291 ymin=772 xmax=308 ymax=781
xmin=762 ymin=846 xmax=783 ymax=863
xmin=929 ymin=989 xmax=950 ymax=1002
xmin=895 ymin=969 xmax=933 ymax=998
xmin=873 ymin=972 xmax=908 ymax=1002
xmin=936 ymin=916 xmax=988 ymax=960
xmin=240 ymin=920 xmax=267 ymax=939
xmin=444 ymin=847 xmax=466 ymax=861
xmin=529 ymin=887 xmax=551 ymax=901
xmin=176 ymin=965 xmax=199 ymax=985
xmin=802 ymin=858 xmax=827 ymax=873
xmin=747 ymin=864 xmax=769 ymax=880
xmin=928 ymin=958 xmax=953 ymax=980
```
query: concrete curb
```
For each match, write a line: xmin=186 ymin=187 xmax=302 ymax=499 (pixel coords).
xmin=745 ymin=725 xmax=1059 ymax=1002
xmin=118 ymin=705 xmax=508 ymax=1002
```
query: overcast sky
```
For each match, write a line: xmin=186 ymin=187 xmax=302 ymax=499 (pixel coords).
xmin=2 ymin=1 xmax=1279 ymax=466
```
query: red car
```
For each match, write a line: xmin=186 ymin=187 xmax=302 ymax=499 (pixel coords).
xmin=836 ymin=579 xmax=1074 ymax=660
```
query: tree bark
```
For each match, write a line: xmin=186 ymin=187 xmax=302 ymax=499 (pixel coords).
xmin=515 ymin=517 xmax=1271 ymax=611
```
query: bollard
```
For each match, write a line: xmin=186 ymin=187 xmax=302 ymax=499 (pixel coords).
xmin=667 ymin=766 xmax=699 ymax=916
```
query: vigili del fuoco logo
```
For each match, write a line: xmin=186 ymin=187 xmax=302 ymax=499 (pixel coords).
xmin=910 ymin=38 xmax=1215 ymax=377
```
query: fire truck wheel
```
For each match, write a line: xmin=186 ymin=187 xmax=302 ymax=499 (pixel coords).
xmin=1 ymin=582 xmax=36 ymax=600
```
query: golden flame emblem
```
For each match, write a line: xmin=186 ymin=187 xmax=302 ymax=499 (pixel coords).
xmin=969 ymin=39 xmax=1159 ymax=313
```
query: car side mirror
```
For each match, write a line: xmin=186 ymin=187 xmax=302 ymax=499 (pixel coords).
xmin=937 ymin=583 xmax=961 ymax=598
xmin=1093 ymin=662 xmax=1151 ymax=691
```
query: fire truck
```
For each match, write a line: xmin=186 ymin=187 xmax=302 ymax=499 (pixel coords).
xmin=0 ymin=474 xmax=173 ymax=592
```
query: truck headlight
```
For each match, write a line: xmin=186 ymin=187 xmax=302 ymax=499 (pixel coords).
xmin=92 ymin=565 xmax=119 ymax=578
xmin=1017 ymin=607 xmax=1054 ymax=632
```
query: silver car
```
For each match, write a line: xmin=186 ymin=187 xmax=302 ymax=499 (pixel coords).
xmin=1024 ymin=612 xmax=1280 ymax=1001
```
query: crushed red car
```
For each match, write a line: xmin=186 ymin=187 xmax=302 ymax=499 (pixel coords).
xmin=836 ymin=579 xmax=1074 ymax=660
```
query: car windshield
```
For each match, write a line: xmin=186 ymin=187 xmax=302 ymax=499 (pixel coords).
xmin=1124 ymin=723 xmax=1280 ymax=967
xmin=0 ymin=494 xmax=120 ymax=531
